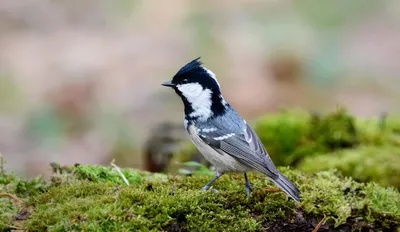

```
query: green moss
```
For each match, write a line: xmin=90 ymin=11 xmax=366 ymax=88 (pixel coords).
xmin=298 ymin=146 xmax=400 ymax=189
xmin=26 ymin=176 xmax=264 ymax=231
xmin=0 ymin=156 xmax=47 ymax=230
xmin=357 ymin=117 xmax=400 ymax=147
xmin=253 ymin=108 xmax=359 ymax=166
xmin=0 ymin=164 xmax=396 ymax=231
xmin=72 ymin=164 xmax=168 ymax=185
xmin=253 ymin=108 xmax=400 ymax=168
xmin=300 ymin=170 xmax=400 ymax=228
xmin=308 ymin=108 xmax=358 ymax=149
xmin=0 ymin=198 xmax=19 ymax=231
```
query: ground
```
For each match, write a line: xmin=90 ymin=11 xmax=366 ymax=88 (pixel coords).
xmin=1 ymin=163 xmax=399 ymax=231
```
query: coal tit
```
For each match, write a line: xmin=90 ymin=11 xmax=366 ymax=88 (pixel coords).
xmin=162 ymin=58 xmax=301 ymax=203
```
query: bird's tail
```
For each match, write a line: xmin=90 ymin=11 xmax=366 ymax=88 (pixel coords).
xmin=269 ymin=173 xmax=301 ymax=203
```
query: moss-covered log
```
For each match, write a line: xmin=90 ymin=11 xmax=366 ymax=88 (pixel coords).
xmin=1 ymin=164 xmax=399 ymax=231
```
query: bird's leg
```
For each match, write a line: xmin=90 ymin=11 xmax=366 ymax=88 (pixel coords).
xmin=244 ymin=173 xmax=253 ymax=198
xmin=201 ymin=172 xmax=223 ymax=192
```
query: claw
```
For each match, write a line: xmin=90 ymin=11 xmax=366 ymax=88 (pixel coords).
xmin=245 ymin=182 xmax=253 ymax=198
xmin=201 ymin=172 xmax=223 ymax=193
xmin=200 ymin=187 xmax=219 ymax=193
xmin=244 ymin=173 xmax=253 ymax=198
xmin=245 ymin=186 xmax=251 ymax=198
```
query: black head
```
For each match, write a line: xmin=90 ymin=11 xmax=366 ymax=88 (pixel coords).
xmin=162 ymin=57 xmax=221 ymax=91
xmin=162 ymin=58 xmax=227 ymax=121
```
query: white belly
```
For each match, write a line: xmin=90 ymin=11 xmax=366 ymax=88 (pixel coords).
xmin=188 ymin=125 xmax=250 ymax=173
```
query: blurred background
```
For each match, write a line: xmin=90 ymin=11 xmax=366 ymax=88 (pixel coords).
xmin=1 ymin=0 xmax=399 ymax=177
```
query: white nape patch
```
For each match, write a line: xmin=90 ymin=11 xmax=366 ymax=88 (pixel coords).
xmin=220 ymin=94 xmax=228 ymax=106
xmin=177 ymin=83 xmax=213 ymax=121
xmin=214 ymin=133 xmax=235 ymax=141
xmin=202 ymin=127 xmax=217 ymax=133
xmin=202 ymin=67 xmax=220 ymax=88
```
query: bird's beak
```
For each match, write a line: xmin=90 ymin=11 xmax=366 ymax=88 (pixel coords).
xmin=161 ymin=81 xmax=175 ymax=87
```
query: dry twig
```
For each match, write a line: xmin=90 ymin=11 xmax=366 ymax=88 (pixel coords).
xmin=312 ymin=215 xmax=326 ymax=232
xmin=110 ymin=160 xmax=130 ymax=186
xmin=0 ymin=192 xmax=22 ymax=204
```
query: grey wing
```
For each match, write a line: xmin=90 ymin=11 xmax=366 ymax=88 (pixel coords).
xmin=199 ymin=123 xmax=280 ymax=179
xmin=243 ymin=123 xmax=278 ymax=167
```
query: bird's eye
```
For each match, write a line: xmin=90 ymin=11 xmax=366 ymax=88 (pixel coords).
xmin=182 ymin=79 xmax=188 ymax=83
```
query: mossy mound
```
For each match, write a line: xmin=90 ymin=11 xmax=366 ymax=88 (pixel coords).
xmin=1 ymin=164 xmax=399 ymax=231
xmin=252 ymin=108 xmax=361 ymax=167
xmin=252 ymin=108 xmax=399 ymax=167
xmin=298 ymin=145 xmax=400 ymax=189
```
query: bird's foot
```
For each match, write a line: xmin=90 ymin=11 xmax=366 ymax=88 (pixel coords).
xmin=244 ymin=182 xmax=253 ymax=198
xmin=201 ymin=186 xmax=218 ymax=193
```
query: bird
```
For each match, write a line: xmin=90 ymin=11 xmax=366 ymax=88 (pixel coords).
xmin=161 ymin=57 xmax=301 ymax=203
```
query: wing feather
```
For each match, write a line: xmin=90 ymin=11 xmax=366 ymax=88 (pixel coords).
xmin=199 ymin=123 xmax=279 ymax=178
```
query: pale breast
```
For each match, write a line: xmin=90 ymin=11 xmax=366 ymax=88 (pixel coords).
xmin=187 ymin=125 xmax=250 ymax=173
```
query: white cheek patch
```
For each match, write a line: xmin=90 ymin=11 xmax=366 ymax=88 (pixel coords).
xmin=177 ymin=83 xmax=203 ymax=99
xmin=202 ymin=67 xmax=220 ymax=88
xmin=177 ymin=83 xmax=213 ymax=121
